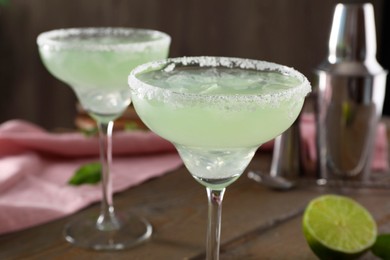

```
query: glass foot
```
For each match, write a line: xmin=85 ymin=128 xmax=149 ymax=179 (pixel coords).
xmin=64 ymin=211 xmax=152 ymax=250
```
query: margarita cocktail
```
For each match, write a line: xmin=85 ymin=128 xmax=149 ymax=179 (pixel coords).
xmin=129 ymin=57 xmax=311 ymax=259
xmin=37 ymin=28 xmax=170 ymax=250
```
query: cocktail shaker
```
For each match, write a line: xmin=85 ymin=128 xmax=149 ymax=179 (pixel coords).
xmin=315 ymin=3 xmax=387 ymax=182
xmin=270 ymin=117 xmax=303 ymax=181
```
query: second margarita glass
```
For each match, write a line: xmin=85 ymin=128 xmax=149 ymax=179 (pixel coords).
xmin=37 ymin=27 xmax=171 ymax=250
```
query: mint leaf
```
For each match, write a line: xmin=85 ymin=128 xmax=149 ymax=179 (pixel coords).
xmin=124 ymin=122 xmax=140 ymax=131
xmin=80 ymin=127 xmax=98 ymax=137
xmin=68 ymin=162 xmax=101 ymax=185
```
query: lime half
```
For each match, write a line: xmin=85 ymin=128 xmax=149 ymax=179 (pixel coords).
xmin=303 ymin=194 xmax=377 ymax=259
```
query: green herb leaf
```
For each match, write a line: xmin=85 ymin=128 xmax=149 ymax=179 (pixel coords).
xmin=124 ymin=122 xmax=141 ymax=131
xmin=80 ymin=127 xmax=98 ymax=137
xmin=68 ymin=162 xmax=102 ymax=186
xmin=371 ymin=234 xmax=390 ymax=259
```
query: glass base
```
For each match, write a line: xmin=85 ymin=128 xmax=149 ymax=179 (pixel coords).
xmin=64 ymin=211 xmax=152 ymax=250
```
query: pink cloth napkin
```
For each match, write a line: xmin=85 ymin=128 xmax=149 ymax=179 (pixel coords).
xmin=0 ymin=120 xmax=183 ymax=235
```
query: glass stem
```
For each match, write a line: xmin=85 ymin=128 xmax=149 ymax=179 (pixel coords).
xmin=206 ymin=187 xmax=226 ymax=260
xmin=96 ymin=121 xmax=120 ymax=231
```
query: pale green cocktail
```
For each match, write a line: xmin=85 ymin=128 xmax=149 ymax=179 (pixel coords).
xmin=37 ymin=28 xmax=171 ymax=250
xmin=38 ymin=28 xmax=170 ymax=122
xmin=129 ymin=56 xmax=311 ymax=259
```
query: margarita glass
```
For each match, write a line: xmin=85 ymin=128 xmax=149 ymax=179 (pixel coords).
xmin=37 ymin=28 xmax=171 ymax=250
xmin=128 ymin=56 xmax=311 ymax=259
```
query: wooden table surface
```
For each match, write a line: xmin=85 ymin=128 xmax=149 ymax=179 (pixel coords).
xmin=1 ymin=120 xmax=390 ymax=259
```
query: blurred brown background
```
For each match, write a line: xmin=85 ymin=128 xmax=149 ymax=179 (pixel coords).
xmin=0 ymin=0 xmax=387 ymax=130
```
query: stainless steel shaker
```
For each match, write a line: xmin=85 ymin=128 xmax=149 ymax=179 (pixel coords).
xmin=270 ymin=117 xmax=302 ymax=181
xmin=315 ymin=3 xmax=387 ymax=182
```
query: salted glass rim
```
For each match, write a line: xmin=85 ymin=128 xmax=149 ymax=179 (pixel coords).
xmin=128 ymin=56 xmax=312 ymax=104
xmin=36 ymin=27 xmax=171 ymax=51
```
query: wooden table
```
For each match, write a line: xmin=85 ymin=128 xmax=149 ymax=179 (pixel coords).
xmin=0 ymin=146 xmax=389 ymax=260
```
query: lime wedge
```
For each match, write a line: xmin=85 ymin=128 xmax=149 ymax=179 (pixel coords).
xmin=303 ymin=194 xmax=377 ymax=259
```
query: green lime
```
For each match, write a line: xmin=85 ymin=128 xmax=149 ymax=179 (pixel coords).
xmin=303 ymin=194 xmax=377 ymax=259
xmin=372 ymin=234 xmax=390 ymax=259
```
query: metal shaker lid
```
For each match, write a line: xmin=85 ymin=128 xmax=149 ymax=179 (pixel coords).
xmin=318 ymin=3 xmax=385 ymax=76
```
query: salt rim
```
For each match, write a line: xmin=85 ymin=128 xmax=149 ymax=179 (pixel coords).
xmin=128 ymin=56 xmax=311 ymax=106
xmin=36 ymin=27 xmax=171 ymax=52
